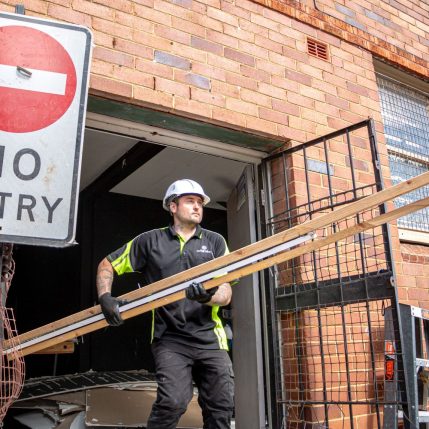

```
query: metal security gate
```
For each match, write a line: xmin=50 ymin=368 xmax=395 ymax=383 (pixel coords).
xmin=260 ymin=120 xmax=408 ymax=429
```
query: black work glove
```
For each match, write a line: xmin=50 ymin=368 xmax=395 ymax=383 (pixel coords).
xmin=186 ymin=282 xmax=218 ymax=304
xmin=99 ymin=293 xmax=127 ymax=326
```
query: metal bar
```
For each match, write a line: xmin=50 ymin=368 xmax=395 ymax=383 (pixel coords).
xmin=264 ymin=120 xmax=372 ymax=161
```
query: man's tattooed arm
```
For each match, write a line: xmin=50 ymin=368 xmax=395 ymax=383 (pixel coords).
xmin=96 ymin=258 xmax=114 ymax=297
xmin=209 ymin=282 xmax=232 ymax=306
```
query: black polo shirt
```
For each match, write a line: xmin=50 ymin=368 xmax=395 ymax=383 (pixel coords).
xmin=106 ymin=225 xmax=229 ymax=350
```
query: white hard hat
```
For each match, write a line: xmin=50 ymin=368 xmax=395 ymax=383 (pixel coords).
xmin=163 ymin=179 xmax=210 ymax=211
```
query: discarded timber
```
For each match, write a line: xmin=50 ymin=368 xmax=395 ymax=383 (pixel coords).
xmin=4 ymin=171 xmax=429 ymax=357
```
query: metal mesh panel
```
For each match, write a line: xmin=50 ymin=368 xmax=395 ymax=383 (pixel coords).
xmin=377 ymin=75 xmax=429 ymax=231
xmin=261 ymin=120 xmax=406 ymax=429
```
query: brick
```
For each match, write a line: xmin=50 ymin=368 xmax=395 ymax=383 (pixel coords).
xmin=287 ymin=92 xmax=315 ymax=109
xmin=296 ymin=62 xmax=324 ymax=80
xmin=223 ymin=24 xmax=255 ymax=43
xmin=92 ymin=17 xmax=133 ymax=40
xmin=91 ymin=59 xmax=114 ymax=76
xmin=250 ymin=11 xmax=281 ymax=32
xmin=238 ymin=17 xmax=269 ymax=38
xmin=171 ymin=0 xmax=192 ymax=8
xmin=208 ymin=53 xmax=240 ymax=73
xmin=114 ymin=11 xmax=154 ymax=32
xmin=113 ymin=38 xmax=153 ymax=61
xmin=288 ymin=116 xmax=317 ymax=134
xmin=301 ymin=107 xmax=328 ymax=125
xmin=255 ymin=34 xmax=283 ymax=54
xmin=238 ymin=40 xmax=269 ymax=60
xmin=191 ymin=87 xmax=225 ymax=107
xmin=268 ymin=29 xmax=296 ymax=49
xmin=90 ymin=75 xmax=132 ymax=98
xmin=226 ymin=72 xmax=258 ymax=90
xmin=191 ymin=63 xmax=226 ymax=81
xmin=133 ymin=30 xmax=172 ymax=52
xmin=263 ymin=6 xmax=292 ymax=25
xmin=48 ymin=3 xmax=91 ymax=26
xmin=134 ymin=4 xmax=171 ymax=26
xmin=283 ymin=45 xmax=311 ymax=64
xmin=191 ymin=36 xmax=223 ymax=55
xmin=224 ymin=47 xmax=255 ymax=66
xmin=246 ymin=116 xmax=278 ymax=136
xmin=155 ymin=77 xmax=190 ymax=98
xmin=190 ymin=14 xmax=223 ymax=33
xmin=184 ymin=73 xmax=211 ymax=90
xmin=299 ymin=85 xmax=325 ymax=102
xmin=173 ymin=96 xmax=212 ymax=118
xmin=206 ymin=29 xmax=238 ymax=49
xmin=207 ymin=5 xmax=239 ymax=26
xmin=93 ymin=0 xmax=133 ymax=13
xmin=220 ymin=1 xmax=251 ymax=20
xmin=327 ymin=117 xmax=349 ymax=130
xmin=136 ymin=58 xmax=174 ymax=79
xmin=153 ymin=0 xmax=196 ymax=19
xmin=277 ymin=125 xmax=306 ymax=142
xmin=134 ymin=85 xmax=173 ymax=108
xmin=154 ymin=51 xmax=191 ymax=70
xmin=340 ymin=109 xmax=367 ymax=125
xmin=172 ymin=17 xmax=206 ymax=38
xmin=285 ymin=69 xmax=312 ymax=86
xmin=272 ymin=99 xmax=300 ymax=116
xmin=155 ymin=24 xmax=191 ymax=45
xmin=111 ymin=65 xmax=155 ymax=88
xmin=170 ymin=43 xmax=207 ymax=63
xmin=240 ymin=88 xmax=272 ymax=108
xmin=73 ymin=0 xmax=114 ymax=20
xmin=240 ymin=65 xmax=270 ymax=83
xmin=326 ymin=94 xmax=350 ymax=110
xmin=258 ymin=82 xmax=286 ymax=99
xmin=133 ymin=0 xmax=154 ymax=4
xmin=314 ymin=101 xmax=340 ymax=117
xmin=271 ymin=76 xmax=299 ymax=92
xmin=336 ymin=87 xmax=361 ymax=103
xmin=226 ymin=98 xmax=258 ymax=116
xmin=259 ymin=107 xmax=288 ymax=125
xmin=291 ymin=18 xmax=318 ymax=38
xmin=212 ymin=107 xmax=246 ymax=127
xmin=211 ymin=80 xmax=239 ymax=99
xmin=93 ymin=46 xmax=135 ymax=67
xmin=235 ymin=0 xmax=264 ymax=14
xmin=256 ymin=58 xmax=284 ymax=76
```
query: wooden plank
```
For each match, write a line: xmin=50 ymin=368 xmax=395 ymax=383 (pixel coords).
xmin=5 ymin=172 xmax=429 ymax=356
xmin=33 ymin=341 xmax=75 ymax=354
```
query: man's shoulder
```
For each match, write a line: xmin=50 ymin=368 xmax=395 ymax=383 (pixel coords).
xmin=201 ymin=228 xmax=226 ymax=243
xmin=134 ymin=227 xmax=170 ymax=242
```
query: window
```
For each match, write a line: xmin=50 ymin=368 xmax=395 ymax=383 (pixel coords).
xmin=377 ymin=74 xmax=429 ymax=233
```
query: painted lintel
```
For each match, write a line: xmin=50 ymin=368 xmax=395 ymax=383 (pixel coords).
xmin=87 ymin=96 xmax=285 ymax=153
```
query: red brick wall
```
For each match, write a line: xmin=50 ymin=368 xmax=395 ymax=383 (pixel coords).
xmin=0 ymin=0 xmax=420 ymax=149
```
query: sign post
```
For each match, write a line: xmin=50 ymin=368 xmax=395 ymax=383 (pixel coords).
xmin=0 ymin=12 xmax=92 ymax=247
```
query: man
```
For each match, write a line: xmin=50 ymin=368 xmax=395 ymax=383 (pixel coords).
xmin=96 ymin=179 xmax=234 ymax=429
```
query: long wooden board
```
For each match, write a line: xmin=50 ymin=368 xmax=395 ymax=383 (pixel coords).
xmin=5 ymin=171 xmax=429 ymax=357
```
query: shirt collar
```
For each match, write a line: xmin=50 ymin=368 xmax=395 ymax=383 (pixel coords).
xmin=168 ymin=224 xmax=202 ymax=239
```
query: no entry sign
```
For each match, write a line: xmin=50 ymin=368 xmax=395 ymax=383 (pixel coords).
xmin=0 ymin=13 xmax=92 ymax=247
xmin=0 ymin=26 xmax=77 ymax=133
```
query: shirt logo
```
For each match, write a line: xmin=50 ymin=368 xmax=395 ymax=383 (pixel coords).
xmin=196 ymin=245 xmax=213 ymax=255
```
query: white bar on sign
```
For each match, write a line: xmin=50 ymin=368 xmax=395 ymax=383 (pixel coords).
xmin=0 ymin=64 xmax=67 ymax=95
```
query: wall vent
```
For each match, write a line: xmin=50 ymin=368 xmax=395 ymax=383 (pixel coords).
xmin=307 ymin=38 xmax=329 ymax=61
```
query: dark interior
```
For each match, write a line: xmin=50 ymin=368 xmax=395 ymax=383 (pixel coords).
xmin=7 ymin=190 xmax=228 ymax=378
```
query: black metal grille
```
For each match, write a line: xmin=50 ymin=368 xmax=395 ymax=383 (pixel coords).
xmin=261 ymin=120 xmax=407 ymax=429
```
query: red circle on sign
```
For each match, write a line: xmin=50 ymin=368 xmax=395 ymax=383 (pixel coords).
xmin=0 ymin=25 xmax=77 ymax=133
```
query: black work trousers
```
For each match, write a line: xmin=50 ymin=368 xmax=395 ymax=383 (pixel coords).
xmin=146 ymin=340 xmax=234 ymax=429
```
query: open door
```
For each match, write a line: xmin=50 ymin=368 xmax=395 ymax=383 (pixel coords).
xmin=227 ymin=165 xmax=265 ymax=429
